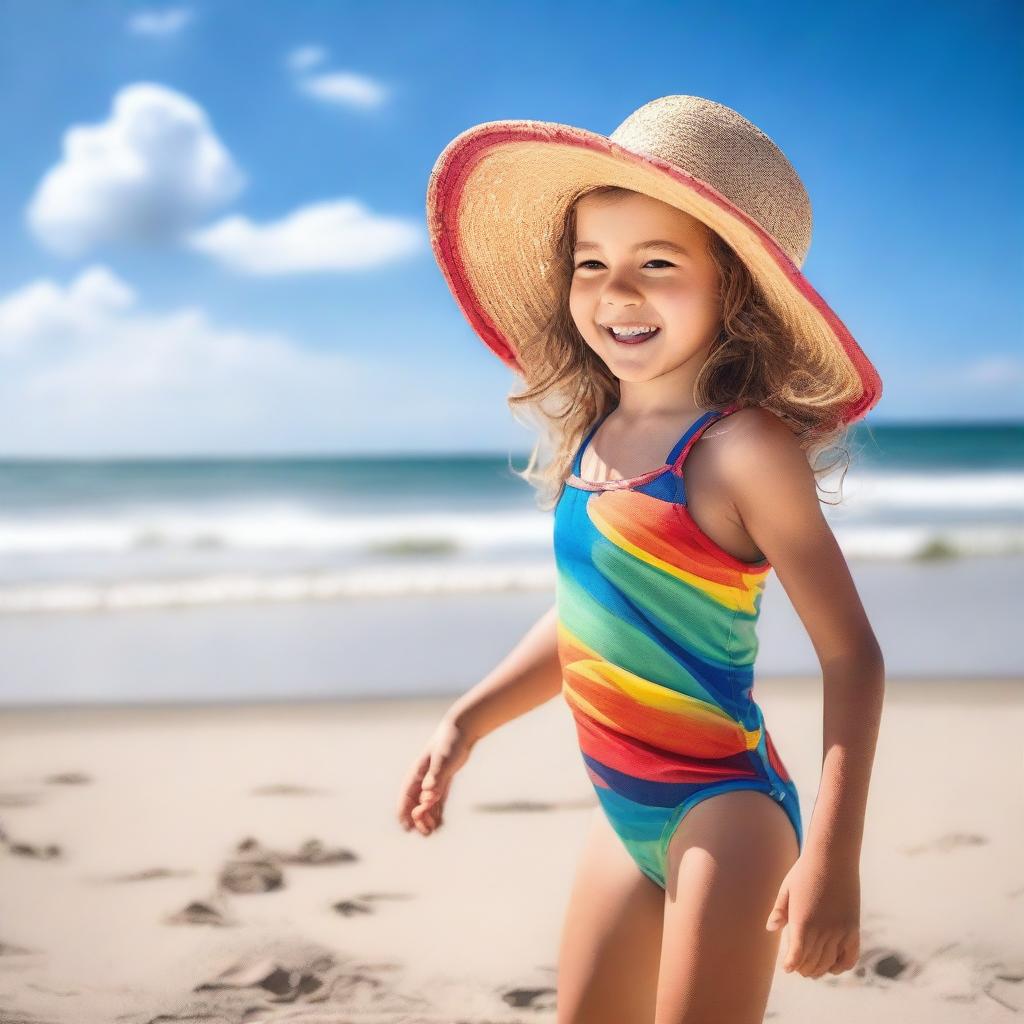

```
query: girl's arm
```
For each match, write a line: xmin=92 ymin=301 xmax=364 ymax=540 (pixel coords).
xmin=397 ymin=602 xmax=562 ymax=835
xmin=445 ymin=601 xmax=563 ymax=741
xmin=715 ymin=407 xmax=885 ymax=976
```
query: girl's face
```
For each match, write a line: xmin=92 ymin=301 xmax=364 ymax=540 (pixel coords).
xmin=568 ymin=191 xmax=722 ymax=385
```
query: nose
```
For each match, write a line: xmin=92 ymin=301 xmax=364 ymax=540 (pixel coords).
xmin=598 ymin=269 xmax=644 ymax=305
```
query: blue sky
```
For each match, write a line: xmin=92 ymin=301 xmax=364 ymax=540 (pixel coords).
xmin=0 ymin=0 xmax=1020 ymax=456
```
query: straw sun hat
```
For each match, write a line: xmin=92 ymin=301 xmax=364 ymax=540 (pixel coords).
xmin=426 ymin=94 xmax=882 ymax=425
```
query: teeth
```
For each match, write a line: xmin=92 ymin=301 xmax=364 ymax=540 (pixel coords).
xmin=609 ymin=326 xmax=657 ymax=338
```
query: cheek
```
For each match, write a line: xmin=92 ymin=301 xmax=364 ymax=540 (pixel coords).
xmin=658 ymin=285 xmax=718 ymax=326
xmin=568 ymin=281 xmax=592 ymax=322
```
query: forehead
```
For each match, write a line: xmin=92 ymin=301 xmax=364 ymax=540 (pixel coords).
xmin=573 ymin=190 xmax=707 ymax=246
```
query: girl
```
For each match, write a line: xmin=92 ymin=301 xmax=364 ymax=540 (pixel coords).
xmin=399 ymin=95 xmax=886 ymax=1023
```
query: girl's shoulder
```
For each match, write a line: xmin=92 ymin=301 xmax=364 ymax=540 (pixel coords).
xmin=713 ymin=403 xmax=795 ymax=442
xmin=700 ymin=405 xmax=809 ymax=482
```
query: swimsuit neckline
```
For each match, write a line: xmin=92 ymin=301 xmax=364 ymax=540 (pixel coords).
xmin=568 ymin=406 xmax=731 ymax=492
xmin=565 ymin=463 xmax=674 ymax=491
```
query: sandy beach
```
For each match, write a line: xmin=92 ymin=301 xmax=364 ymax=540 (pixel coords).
xmin=1 ymin=675 xmax=1022 ymax=1023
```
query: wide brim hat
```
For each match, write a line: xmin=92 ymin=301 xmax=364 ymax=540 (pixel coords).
xmin=426 ymin=95 xmax=882 ymax=426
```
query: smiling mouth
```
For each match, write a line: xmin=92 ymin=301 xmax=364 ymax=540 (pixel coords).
xmin=604 ymin=326 xmax=661 ymax=345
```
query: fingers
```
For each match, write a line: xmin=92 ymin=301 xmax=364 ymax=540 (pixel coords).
xmin=408 ymin=782 xmax=444 ymax=835
xmin=806 ymin=935 xmax=841 ymax=979
xmin=828 ymin=931 xmax=860 ymax=975
xmin=782 ymin=926 xmax=810 ymax=974
xmin=765 ymin=885 xmax=788 ymax=932
xmin=784 ymin=927 xmax=860 ymax=978
xmin=397 ymin=751 xmax=451 ymax=836
xmin=410 ymin=799 xmax=441 ymax=834
xmin=396 ymin=753 xmax=431 ymax=831
xmin=783 ymin=926 xmax=827 ymax=976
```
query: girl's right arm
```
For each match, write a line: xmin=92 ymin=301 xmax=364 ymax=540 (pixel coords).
xmin=396 ymin=601 xmax=562 ymax=835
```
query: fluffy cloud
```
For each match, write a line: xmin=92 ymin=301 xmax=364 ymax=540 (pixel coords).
xmin=961 ymin=356 xmax=1024 ymax=388
xmin=127 ymin=7 xmax=194 ymax=37
xmin=26 ymin=82 xmax=245 ymax=256
xmin=185 ymin=198 xmax=423 ymax=274
xmin=0 ymin=265 xmax=369 ymax=454
xmin=285 ymin=45 xmax=328 ymax=74
xmin=296 ymin=71 xmax=388 ymax=110
xmin=283 ymin=45 xmax=387 ymax=110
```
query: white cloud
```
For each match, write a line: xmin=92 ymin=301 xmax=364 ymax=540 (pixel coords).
xmin=283 ymin=42 xmax=386 ymax=110
xmin=296 ymin=71 xmax=388 ymax=110
xmin=961 ymin=355 xmax=1024 ymax=388
xmin=0 ymin=265 xmax=371 ymax=454
xmin=185 ymin=198 xmax=423 ymax=275
xmin=26 ymin=82 xmax=245 ymax=257
xmin=0 ymin=266 xmax=134 ymax=356
xmin=285 ymin=45 xmax=328 ymax=73
xmin=127 ymin=6 xmax=194 ymax=37
xmin=919 ymin=354 xmax=1024 ymax=392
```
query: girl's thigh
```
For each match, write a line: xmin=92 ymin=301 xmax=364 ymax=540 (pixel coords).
xmin=557 ymin=806 xmax=665 ymax=1024
xmin=655 ymin=790 xmax=800 ymax=1024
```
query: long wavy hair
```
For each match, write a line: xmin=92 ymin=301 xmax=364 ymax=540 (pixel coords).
xmin=505 ymin=184 xmax=862 ymax=512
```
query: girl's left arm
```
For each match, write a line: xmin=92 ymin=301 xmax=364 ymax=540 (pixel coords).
xmin=718 ymin=407 xmax=886 ymax=979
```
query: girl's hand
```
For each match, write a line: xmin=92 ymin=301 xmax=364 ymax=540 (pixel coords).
xmin=765 ymin=852 xmax=861 ymax=978
xmin=396 ymin=715 xmax=477 ymax=836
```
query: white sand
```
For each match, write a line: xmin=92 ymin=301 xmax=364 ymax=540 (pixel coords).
xmin=0 ymin=677 xmax=1022 ymax=1022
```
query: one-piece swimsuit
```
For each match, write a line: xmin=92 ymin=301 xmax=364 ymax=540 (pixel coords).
xmin=553 ymin=401 xmax=803 ymax=889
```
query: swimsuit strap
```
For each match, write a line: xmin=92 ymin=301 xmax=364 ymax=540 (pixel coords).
xmin=669 ymin=401 xmax=743 ymax=476
xmin=572 ymin=409 xmax=614 ymax=475
xmin=663 ymin=410 xmax=721 ymax=466
xmin=575 ymin=401 xmax=744 ymax=477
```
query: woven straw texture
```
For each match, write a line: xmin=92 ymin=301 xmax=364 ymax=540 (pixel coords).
xmin=427 ymin=95 xmax=881 ymax=425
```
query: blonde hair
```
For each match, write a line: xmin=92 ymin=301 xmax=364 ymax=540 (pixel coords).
xmin=505 ymin=185 xmax=862 ymax=512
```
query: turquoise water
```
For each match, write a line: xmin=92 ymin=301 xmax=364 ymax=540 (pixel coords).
xmin=0 ymin=421 xmax=1020 ymax=614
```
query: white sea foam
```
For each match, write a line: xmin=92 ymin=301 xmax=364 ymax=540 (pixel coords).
xmin=0 ymin=505 xmax=552 ymax=555
xmin=0 ymin=468 xmax=1020 ymax=558
xmin=0 ymin=562 xmax=557 ymax=614
xmin=0 ymin=521 xmax=1020 ymax=616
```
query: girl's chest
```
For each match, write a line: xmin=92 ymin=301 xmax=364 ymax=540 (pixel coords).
xmin=558 ymin=452 xmax=766 ymax=568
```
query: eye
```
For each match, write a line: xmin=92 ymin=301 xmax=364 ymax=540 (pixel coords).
xmin=573 ymin=259 xmax=676 ymax=270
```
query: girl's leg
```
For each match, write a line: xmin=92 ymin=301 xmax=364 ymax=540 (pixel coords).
xmin=557 ymin=806 xmax=664 ymax=1024
xmin=654 ymin=790 xmax=800 ymax=1024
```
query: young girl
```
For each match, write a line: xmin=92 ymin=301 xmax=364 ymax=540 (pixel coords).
xmin=400 ymin=95 xmax=886 ymax=1023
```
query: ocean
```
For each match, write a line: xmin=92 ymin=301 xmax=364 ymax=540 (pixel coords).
xmin=0 ymin=422 xmax=1021 ymax=617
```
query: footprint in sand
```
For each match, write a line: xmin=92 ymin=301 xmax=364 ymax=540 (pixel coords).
xmin=903 ymin=831 xmax=988 ymax=855
xmin=43 ymin=771 xmax=92 ymax=785
xmin=475 ymin=797 xmax=596 ymax=813
xmin=500 ymin=984 xmax=558 ymax=1010
xmin=983 ymin=962 xmax=1024 ymax=1013
xmin=196 ymin=954 xmax=324 ymax=1001
xmin=855 ymin=946 xmax=921 ymax=982
xmin=165 ymin=893 xmax=237 ymax=927
xmin=0 ymin=791 xmax=41 ymax=808
xmin=0 ymin=823 xmax=61 ymax=860
xmin=108 ymin=867 xmax=195 ymax=883
xmin=841 ymin=939 xmax=1024 ymax=1011
xmin=218 ymin=858 xmax=284 ymax=894
xmin=234 ymin=835 xmax=358 ymax=866
xmin=0 ymin=940 xmax=37 ymax=956
xmin=190 ymin=942 xmax=426 ymax=1013
xmin=330 ymin=892 xmax=413 ymax=917
xmin=277 ymin=838 xmax=358 ymax=866
xmin=250 ymin=782 xmax=326 ymax=796
xmin=218 ymin=836 xmax=358 ymax=894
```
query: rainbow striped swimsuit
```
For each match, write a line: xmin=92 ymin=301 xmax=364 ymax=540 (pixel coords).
xmin=553 ymin=403 xmax=802 ymax=889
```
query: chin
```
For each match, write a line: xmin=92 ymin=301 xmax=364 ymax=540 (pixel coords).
xmin=610 ymin=364 xmax=664 ymax=384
